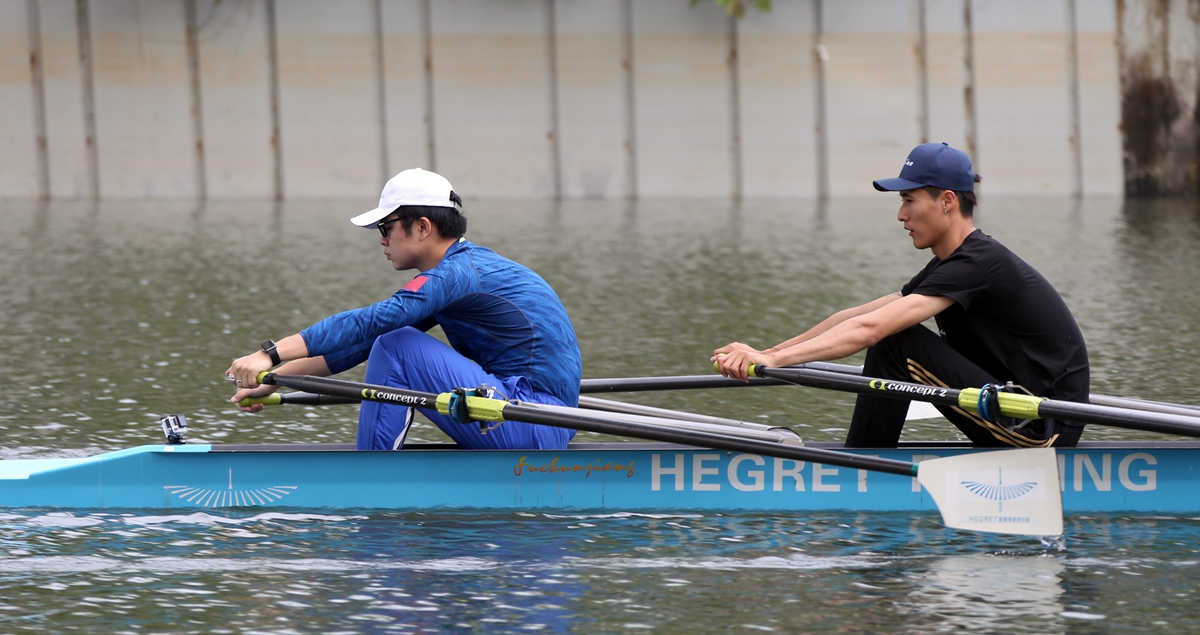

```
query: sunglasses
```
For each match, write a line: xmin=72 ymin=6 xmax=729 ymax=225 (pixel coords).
xmin=377 ymin=218 xmax=401 ymax=238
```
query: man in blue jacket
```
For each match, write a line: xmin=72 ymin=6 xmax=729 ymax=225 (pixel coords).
xmin=227 ymin=168 xmax=582 ymax=451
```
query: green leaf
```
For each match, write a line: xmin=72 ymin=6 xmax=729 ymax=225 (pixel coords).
xmin=687 ymin=0 xmax=771 ymax=19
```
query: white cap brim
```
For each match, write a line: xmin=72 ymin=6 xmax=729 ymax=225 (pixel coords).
xmin=351 ymin=206 xmax=393 ymax=228
xmin=353 ymin=168 xmax=458 ymax=229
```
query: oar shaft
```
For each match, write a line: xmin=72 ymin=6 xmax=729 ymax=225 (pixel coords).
xmin=580 ymin=362 xmax=864 ymax=393
xmin=578 ymin=396 xmax=783 ymax=433
xmin=1089 ymin=394 xmax=1200 ymax=418
xmin=753 ymin=365 xmax=1200 ymax=439
xmin=261 ymin=373 xmax=441 ymax=409
xmin=590 ymin=365 xmax=1200 ymax=425
xmin=581 ymin=375 xmax=786 ymax=392
xmin=241 ymin=391 xmax=363 ymax=407
xmin=497 ymin=402 xmax=915 ymax=477
xmin=1034 ymin=400 xmax=1200 ymax=437
xmin=258 ymin=372 xmax=916 ymax=477
xmin=534 ymin=401 xmax=803 ymax=446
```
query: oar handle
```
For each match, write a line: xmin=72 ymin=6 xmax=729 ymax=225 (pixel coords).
xmin=710 ymin=358 xmax=768 ymax=377
xmin=239 ymin=394 xmax=283 ymax=407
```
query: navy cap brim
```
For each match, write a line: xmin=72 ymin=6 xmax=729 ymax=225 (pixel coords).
xmin=873 ymin=177 xmax=927 ymax=192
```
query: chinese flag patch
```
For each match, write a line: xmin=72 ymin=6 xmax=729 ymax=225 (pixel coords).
xmin=402 ymin=275 xmax=429 ymax=292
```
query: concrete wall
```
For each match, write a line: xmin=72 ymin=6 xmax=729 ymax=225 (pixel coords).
xmin=1 ymin=0 xmax=1124 ymax=200
xmin=1118 ymin=0 xmax=1200 ymax=197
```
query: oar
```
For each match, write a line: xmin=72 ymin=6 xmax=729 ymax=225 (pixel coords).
xmin=739 ymin=364 xmax=1200 ymax=438
xmin=253 ymin=371 xmax=1063 ymax=536
xmin=578 ymin=395 xmax=792 ymax=434
xmin=579 ymin=363 xmax=860 ymax=392
xmin=241 ymin=392 xmax=361 ymax=407
xmin=585 ymin=363 xmax=1200 ymax=421
xmin=241 ymin=388 xmax=796 ymax=439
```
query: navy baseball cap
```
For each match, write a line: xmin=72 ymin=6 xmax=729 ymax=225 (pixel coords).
xmin=872 ymin=142 xmax=977 ymax=192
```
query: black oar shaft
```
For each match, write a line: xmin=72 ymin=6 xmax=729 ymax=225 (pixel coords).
xmin=581 ymin=375 xmax=787 ymax=392
xmin=1034 ymin=400 xmax=1200 ymax=437
xmin=754 ymin=366 xmax=1200 ymax=439
xmin=589 ymin=365 xmax=1200 ymax=425
xmin=263 ymin=373 xmax=440 ymax=409
xmin=579 ymin=362 xmax=863 ymax=393
xmin=258 ymin=373 xmax=917 ymax=477
xmin=278 ymin=392 xmax=362 ymax=406
xmin=499 ymin=401 xmax=916 ymax=477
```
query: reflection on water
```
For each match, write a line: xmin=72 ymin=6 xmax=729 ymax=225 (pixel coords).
xmin=0 ymin=510 xmax=1198 ymax=633
xmin=904 ymin=554 xmax=1066 ymax=633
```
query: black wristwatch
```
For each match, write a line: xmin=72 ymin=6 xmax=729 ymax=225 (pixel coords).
xmin=260 ymin=340 xmax=281 ymax=366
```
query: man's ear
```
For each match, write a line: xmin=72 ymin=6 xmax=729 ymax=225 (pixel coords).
xmin=941 ymin=189 xmax=958 ymax=210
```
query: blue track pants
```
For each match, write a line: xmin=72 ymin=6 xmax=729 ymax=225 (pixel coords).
xmin=357 ymin=327 xmax=576 ymax=451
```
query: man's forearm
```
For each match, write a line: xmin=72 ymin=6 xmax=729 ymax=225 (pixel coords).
xmin=766 ymin=293 xmax=901 ymax=354
xmin=769 ymin=318 xmax=879 ymax=367
xmin=273 ymin=354 xmax=331 ymax=377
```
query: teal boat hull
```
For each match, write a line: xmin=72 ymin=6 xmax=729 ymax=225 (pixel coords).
xmin=0 ymin=441 xmax=1186 ymax=512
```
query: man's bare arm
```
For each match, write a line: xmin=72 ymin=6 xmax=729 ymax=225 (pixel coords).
xmin=715 ymin=293 xmax=954 ymax=381
xmin=765 ymin=292 xmax=903 ymax=354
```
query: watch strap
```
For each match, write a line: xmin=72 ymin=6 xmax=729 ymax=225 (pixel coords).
xmin=260 ymin=340 xmax=282 ymax=366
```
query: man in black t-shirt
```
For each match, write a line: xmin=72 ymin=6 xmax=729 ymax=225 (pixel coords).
xmin=714 ymin=142 xmax=1088 ymax=448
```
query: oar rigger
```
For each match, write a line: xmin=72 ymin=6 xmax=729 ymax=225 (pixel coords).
xmin=742 ymin=364 xmax=1200 ymax=438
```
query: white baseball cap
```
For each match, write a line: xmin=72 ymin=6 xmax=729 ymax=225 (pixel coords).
xmin=350 ymin=168 xmax=460 ymax=227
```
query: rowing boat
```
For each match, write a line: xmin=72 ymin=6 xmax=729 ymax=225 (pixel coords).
xmin=0 ymin=439 xmax=1182 ymax=512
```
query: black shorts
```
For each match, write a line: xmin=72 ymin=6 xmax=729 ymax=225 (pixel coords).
xmin=844 ymin=325 xmax=1084 ymax=449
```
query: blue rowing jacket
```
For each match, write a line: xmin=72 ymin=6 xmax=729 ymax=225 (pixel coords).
xmin=299 ymin=239 xmax=582 ymax=406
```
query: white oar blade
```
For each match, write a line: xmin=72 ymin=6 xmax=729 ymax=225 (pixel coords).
xmin=916 ymin=448 xmax=1063 ymax=536
xmin=905 ymin=400 xmax=943 ymax=420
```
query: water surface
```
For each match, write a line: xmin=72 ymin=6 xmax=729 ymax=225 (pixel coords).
xmin=2 ymin=197 xmax=1199 ymax=633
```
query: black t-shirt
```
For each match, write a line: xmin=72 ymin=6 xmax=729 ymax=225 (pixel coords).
xmin=901 ymin=229 xmax=1089 ymax=403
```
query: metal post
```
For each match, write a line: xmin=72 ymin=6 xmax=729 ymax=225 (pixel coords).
xmin=184 ymin=0 xmax=207 ymax=201
xmin=372 ymin=0 xmax=389 ymax=182
xmin=546 ymin=0 xmax=562 ymax=200
xmin=1066 ymin=0 xmax=1083 ymax=197
xmin=728 ymin=16 xmax=742 ymax=201
xmin=27 ymin=0 xmax=50 ymax=200
xmin=915 ymin=0 xmax=930 ymax=144
xmin=963 ymin=0 xmax=979 ymax=172
xmin=620 ymin=0 xmax=638 ymax=200
xmin=76 ymin=0 xmax=99 ymax=200
xmin=265 ymin=0 xmax=283 ymax=200
xmin=814 ymin=0 xmax=829 ymax=200
xmin=420 ymin=0 xmax=436 ymax=171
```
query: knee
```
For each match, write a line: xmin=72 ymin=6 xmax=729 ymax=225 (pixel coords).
xmin=365 ymin=327 xmax=429 ymax=381
xmin=890 ymin=324 xmax=934 ymax=344
xmin=872 ymin=325 xmax=936 ymax=354
xmin=864 ymin=325 xmax=934 ymax=374
xmin=370 ymin=326 xmax=426 ymax=357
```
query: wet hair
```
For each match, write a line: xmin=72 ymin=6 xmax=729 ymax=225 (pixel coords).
xmin=922 ymin=174 xmax=983 ymax=217
xmin=392 ymin=194 xmax=466 ymax=238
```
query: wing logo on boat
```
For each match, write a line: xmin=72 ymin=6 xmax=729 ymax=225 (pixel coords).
xmin=164 ymin=475 xmax=298 ymax=508
xmin=960 ymin=480 xmax=1037 ymax=501
xmin=163 ymin=485 xmax=297 ymax=507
